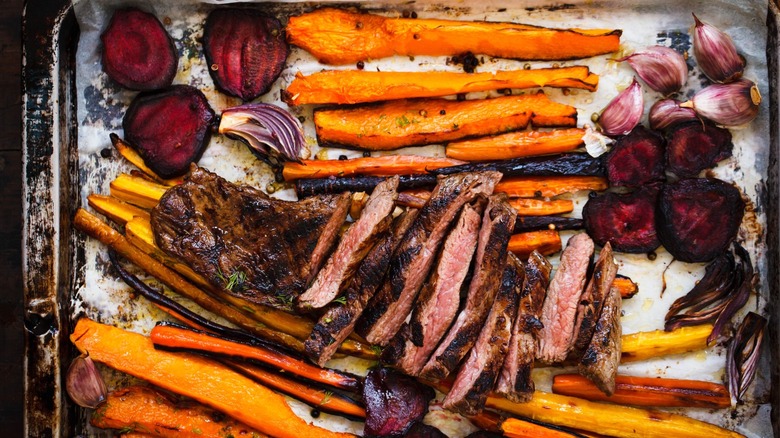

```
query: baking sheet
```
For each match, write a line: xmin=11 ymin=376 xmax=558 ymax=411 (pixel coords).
xmin=66 ymin=0 xmax=773 ymax=436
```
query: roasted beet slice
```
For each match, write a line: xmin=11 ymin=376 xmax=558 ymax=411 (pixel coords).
xmin=665 ymin=122 xmax=733 ymax=177
xmin=604 ymin=125 xmax=665 ymax=187
xmin=403 ymin=423 xmax=448 ymax=438
xmin=657 ymin=178 xmax=744 ymax=263
xmin=101 ymin=8 xmax=178 ymax=91
xmin=123 ymin=85 xmax=216 ymax=178
xmin=203 ymin=9 xmax=289 ymax=101
xmin=583 ymin=187 xmax=661 ymax=253
xmin=364 ymin=367 xmax=435 ymax=437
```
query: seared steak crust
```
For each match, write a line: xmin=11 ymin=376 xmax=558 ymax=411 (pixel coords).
xmin=357 ymin=172 xmax=502 ymax=345
xmin=578 ymin=283 xmax=622 ymax=395
xmin=151 ymin=166 xmax=350 ymax=310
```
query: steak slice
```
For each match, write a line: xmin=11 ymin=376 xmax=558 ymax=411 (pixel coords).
xmin=356 ymin=171 xmax=502 ymax=345
xmin=536 ymin=233 xmax=594 ymax=363
xmin=298 ymin=176 xmax=399 ymax=311
xmin=495 ymin=251 xmax=551 ymax=402
xmin=421 ymin=194 xmax=516 ymax=380
xmin=442 ymin=253 xmax=522 ymax=415
xmin=304 ymin=210 xmax=418 ymax=366
xmin=382 ymin=202 xmax=484 ymax=375
xmin=578 ymin=282 xmax=622 ymax=395
xmin=568 ymin=242 xmax=618 ymax=360
xmin=151 ymin=166 xmax=351 ymax=310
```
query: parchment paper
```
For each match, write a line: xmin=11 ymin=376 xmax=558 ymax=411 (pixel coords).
xmin=70 ymin=1 xmax=773 ymax=436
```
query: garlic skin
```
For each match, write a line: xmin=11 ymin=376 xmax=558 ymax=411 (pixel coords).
xmin=65 ymin=352 xmax=108 ymax=409
xmin=598 ymin=77 xmax=644 ymax=137
xmin=617 ymin=46 xmax=687 ymax=96
xmin=693 ymin=14 xmax=745 ymax=83
xmin=583 ymin=124 xmax=614 ymax=157
xmin=649 ymin=99 xmax=698 ymax=130
xmin=681 ymin=79 xmax=761 ymax=126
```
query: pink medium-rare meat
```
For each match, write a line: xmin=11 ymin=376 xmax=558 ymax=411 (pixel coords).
xmin=578 ymin=282 xmax=622 ymax=395
xmin=420 ymin=194 xmax=517 ymax=380
xmin=536 ymin=233 xmax=594 ymax=363
xmin=495 ymin=251 xmax=552 ymax=402
xmin=443 ymin=253 xmax=522 ymax=415
xmin=356 ymin=171 xmax=502 ymax=346
xmin=381 ymin=202 xmax=484 ymax=375
xmin=568 ymin=242 xmax=618 ymax=360
xmin=297 ymin=176 xmax=399 ymax=311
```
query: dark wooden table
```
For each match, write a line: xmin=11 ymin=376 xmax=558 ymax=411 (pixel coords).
xmin=1 ymin=0 xmax=25 ymax=435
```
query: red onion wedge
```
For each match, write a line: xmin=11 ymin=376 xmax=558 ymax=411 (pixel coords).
xmin=219 ymin=103 xmax=306 ymax=165
xmin=727 ymin=312 xmax=766 ymax=403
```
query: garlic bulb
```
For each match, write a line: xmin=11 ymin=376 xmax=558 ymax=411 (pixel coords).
xmin=681 ymin=79 xmax=760 ymax=126
xmin=617 ymin=46 xmax=687 ymax=96
xmin=598 ymin=78 xmax=644 ymax=137
xmin=649 ymin=99 xmax=698 ymax=130
xmin=693 ymin=14 xmax=745 ymax=83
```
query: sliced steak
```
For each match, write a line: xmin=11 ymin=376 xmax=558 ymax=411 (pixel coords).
xmin=305 ymin=210 xmax=418 ymax=366
xmin=536 ymin=233 xmax=594 ymax=363
xmin=298 ymin=176 xmax=399 ymax=311
xmin=151 ymin=166 xmax=350 ymax=310
xmin=568 ymin=242 xmax=618 ymax=360
xmin=382 ymin=202 xmax=484 ymax=375
xmin=443 ymin=253 xmax=522 ymax=415
xmin=495 ymin=251 xmax=551 ymax=402
xmin=578 ymin=282 xmax=622 ymax=395
xmin=357 ymin=172 xmax=502 ymax=345
xmin=421 ymin=195 xmax=516 ymax=380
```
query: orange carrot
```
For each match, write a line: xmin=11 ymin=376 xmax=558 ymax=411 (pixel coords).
xmin=613 ymin=277 xmax=639 ymax=299
xmin=502 ymin=417 xmax=583 ymax=438
xmin=446 ymin=128 xmax=585 ymax=161
xmin=282 ymin=155 xmax=464 ymax=181
xmin=552 ymin=374 xmax=731 ymax=409
xmin=508 ymin=230 xmax=562 ymax=259
xmin=285 ymin=68 xmax=598 ymax=105
xmin=494 ymin=176 xmax=608 ymax=198
xmin=508 ymin=199 xmax=573 ymax=216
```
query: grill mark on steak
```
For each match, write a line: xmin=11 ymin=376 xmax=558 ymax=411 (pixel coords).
xmin=568 ymin=242 xmax=618 ymax=361
xmin=151 ymin=166 xmax=350 ymax=310
xmin=356 ymin=172 xmax=502 ymax=346
xmin=304 ymin=210 xmax=418 ymax=367
xmin=298 ymin=176 xmax=399 ymax=311
xmin=420 ymin=194 xmax=516 ymax=380
xmin=578 ymin=282 xmax=622 ymax=395
xmin=496 ymin=251 xmax=551 ymax=402
xmin=382 ymin=202 xmax=484 ymax=375
xmin=537 ymin=233 xmax=594 ymax=363
xmin=442 ymin=253 xmax=522 ymax=415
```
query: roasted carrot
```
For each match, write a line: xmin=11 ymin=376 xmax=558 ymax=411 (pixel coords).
xmin=282 ymin=155 xmax=464 ymax=181
xmin=285 ymin=68 xmax=598 ymax=105
xmin=484 ymin=391 xmax=744 ymax=438
xmin=508 ymin=230 xmax=562 ymax=259
xmin=446 ymin=128 xmax=585 ymax=161
xmin=502 ymin=417 xmax=585 ymax=438
xmin=508 ymin=199 xmax=573 ymax=216
xmin=513 ymin=216 xmax=583 ymax=233
xmin=149 ymin=323 xmax=362 ymax=392
xmin=88 ymin=194 xmax=151 ymax=225
xmin=314 ymin=93 xmax=577 ymax=150
xmin=495 ymin=176 xmax=608 ymax=198
xmin=71 ymin=318 xmax=351 ymax=438
xmin=621 ymin=324 xmax=714 ymax=363
xmin=228 ymin=361 xmax=366 ymax=418
xmin=551 ymin=374 xmax=731 ymax=409
xmin=397 ymin=190 xmax=430 ymax=209
xmin=111 ymin=133 xmax=183 ymax=186
xmin=613 ymin=276 xmax=639 ymax=299
xmin=91 ymin=385 xmax=265 ymax=438
xmin=287 ymin=8 xmax=621 ymax=65
xmin=468 ymin=410 xmax=504 ymax=433
xmin=110 ymin=173 xmax=168 ymax=208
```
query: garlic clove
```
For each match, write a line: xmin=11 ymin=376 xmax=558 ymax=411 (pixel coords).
xmin=598 ymin=77 xmax=644 ymax=137
xmin=65 ymin=352 xmax=108 ymax=409
xmin=681 ymin=79 xmax=760 ymax=126
xmin=649 ymin=99 xmax=698 ymax=130
xmin=693 ymin=14 xmax=745 ymax=84
xmin=583 ymin=124 xmax=614 ymax=157
xmin=617 ymin=46 xmax=687 ymax=96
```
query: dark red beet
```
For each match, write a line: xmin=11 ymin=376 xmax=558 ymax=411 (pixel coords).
xmin=101 ymin=8 xmax=178 ymax=91
xmin=583 ymin=187 xmax=661 ymax=253
xmin=123 ymin=85 xmax=216 ymax=178
xmin=403 ymin=423 xmax=448 ymax=438
xmin=604 ymin=125 xmax=665 ymax=187
xmin=203 ymin=9 xmax=289 ymax=101
xmin=657 ymin=178 xmax=744 ymax=263
xmin=364 ymin=367 xmax=435 ymax=437
xmin=665 ymin=122 xmax=733 ymax=177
